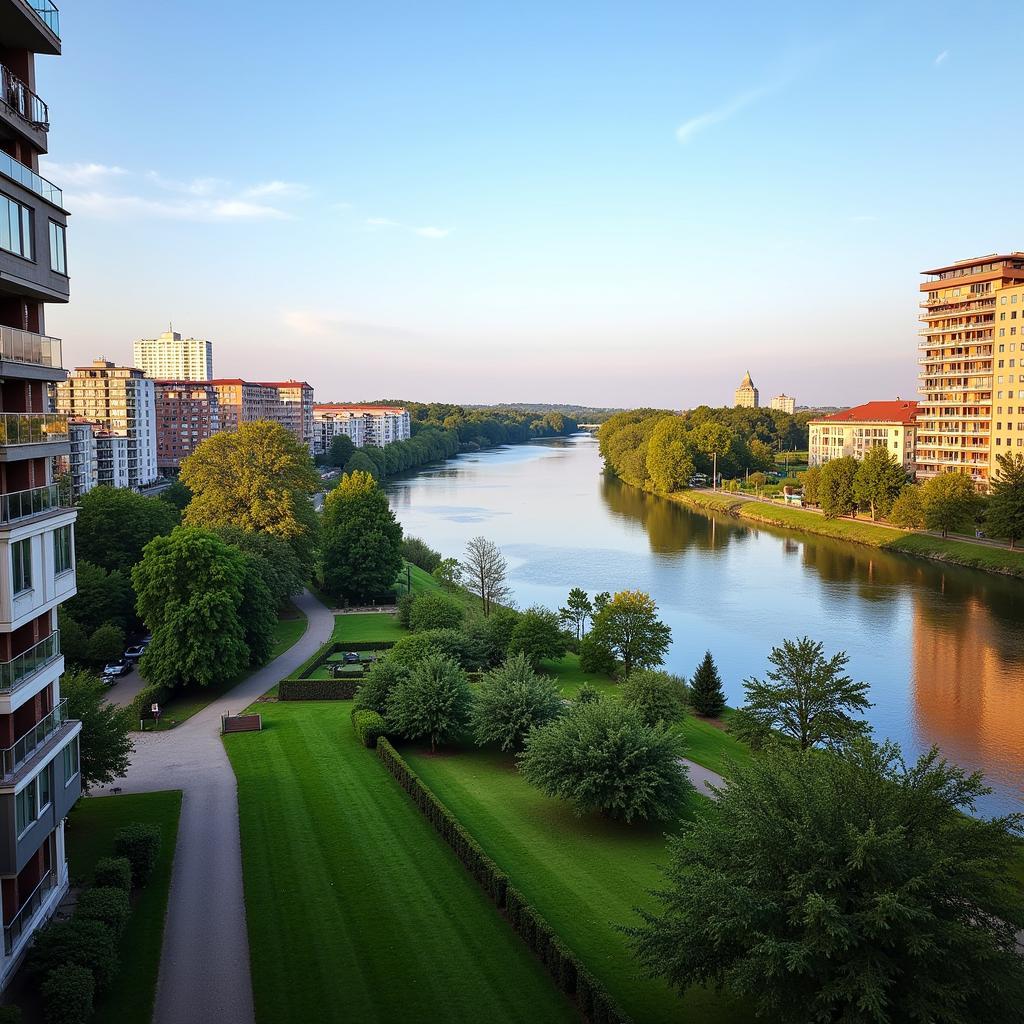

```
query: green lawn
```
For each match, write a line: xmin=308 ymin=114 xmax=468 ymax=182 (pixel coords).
xmin=404 ymin=745 xmax=750 ymax=1024
xmin=65 ymin=791 xmax=183 ymax=1024
xmin=331 ymin=611 xmax=407 ymax=643
xmin=225 ymin=702 xmax=574 ymax=1024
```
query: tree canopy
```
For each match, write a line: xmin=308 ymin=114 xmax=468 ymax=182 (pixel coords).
xmin=921 ymin=472 xmax=981 ymax=537
xmin=470 ymin=652 xmax=564 ymax=751
xmin=819 ymin=456 xmax=858 ymax=519
xmin=460 ymin=536 xmax=510 ymax=616
xmin=852 ymin=445 xmax=906 ymax=521
xmin=386 ymin=653 xmax=473 ymax=751
xmin=588 ymin=590 xmax=671 ymax=674
xmin=689 ymin=651 xmax=726 ymax=717
xmin=986 ymin=452 xmax=1024 ymax=548
xmin=74 ymin=486 xmax=178 ymax=573
xmin=61 ymin=668 xmax=133 ymax=791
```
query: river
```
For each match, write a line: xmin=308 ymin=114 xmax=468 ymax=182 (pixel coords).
xmin=385 ymin=433 xmax=1024 ymax=816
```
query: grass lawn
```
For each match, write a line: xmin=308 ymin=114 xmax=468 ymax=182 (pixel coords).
xmin=225 ymin=702 xmax=574 ymax=1024
xmin=404 ymin=745 xmax=750 ymax=1024
xmin=331 ymin=611 xmax=407 ymax=644
xmin=64 ymin=791 xmax=183 ymax=1024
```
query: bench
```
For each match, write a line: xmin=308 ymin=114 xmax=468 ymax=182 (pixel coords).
xmin=221 ymin=713 xmax=262 ymax=734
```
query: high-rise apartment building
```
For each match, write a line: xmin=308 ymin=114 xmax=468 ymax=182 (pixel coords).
xmin=154 ymin=380 xmax=219 ymax=473
xmin=133 ymin=330 xmax=213 ymax=381
xmin=0 ymin=1 xmax=82 ymax=988
xmin=808 ymin=401 xmax=918 ymax=473
xmin=65 ymin=420 xmax=98 ymax=499
xmin=257 ymin=380 xmax=314 ymax=450
xmin=734 ymin=371 xmax=759 ymax=408
xmin=918 ymin=253 xmax=1024 ymax=487
xmin=313 ymin=405 xmax=411 ymax=453
xmin=56 ymin=361 xmax=158 ymax=489
xmin=770 ymin=394 xmax=795 ymax=414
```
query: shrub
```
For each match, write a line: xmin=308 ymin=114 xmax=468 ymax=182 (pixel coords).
xmin=351 ymin=709 xmax=387 ymax=748
xmin=396 ymin=592 xmax=415 ymax=628
xmin=689 ymin=650 xmax=726 ymax=717
xmin=409 ymin=592 xmax=464 ymax=632
xmin=387 ymin=628 xmax=487 ymax=671
xmin=578 ymin=633 xmax=617 ymax=676
xmin=114 ymin=822 xmax=161 ymax=886
xmin=27 ymin=919 xmax=118 ymax=991
xmin=278 ymin=678 xmax=360 ymax=700
xmin=401 ymin=536 xmax=443 ymax=572
xmin=574 ymin=682 xmax=603 ymax=705
xmin=481 ymin=606 xmax=520 ymax=663
xmin=354 ymin=660 xmax=409 ymax=715
xmin=507 ymin=606 xmax=568 ymax=668
xmin=41 ymin=964 xmax=94 ymax=1024
xmin=518 ymin=701 xmax=691 ymax=822
xmin=0 ymin=1006 xmax=22 ymax=1024
xmin=93 ymin=856 xmax=132 ymax=892
xmin=621 ymin=669 xmax=688 ymax=726
xmin=75 ymin=886 xmax=130 ymax=939
xmin=386 ymin=654 xmax=473 ymax=751
xmin=470 ymin=653 xmax=565 ymax=751
xmin=130 ymin=683 xmax=169 ymax=719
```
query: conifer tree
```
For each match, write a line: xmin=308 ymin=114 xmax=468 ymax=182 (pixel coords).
xmin=690 ymin=650 xmax=726 ymax=717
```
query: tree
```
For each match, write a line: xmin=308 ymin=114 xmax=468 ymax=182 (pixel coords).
xmin=326 ymin=433 xmax=355 ymax=468
xmin=801 ymin=465 xmax=821 ymax=506
xmin=852 ymin=445 xmax=906 ymax=521
xmin=74 ymin=486 xmax=179 ymax=573
xmin=61 ymin=668 xmax=132 ymax=791
xmin=158 ymin=478 xmax=193 ymax=512
xmin=432 ymin=557 xmax=462 ymax=592
xmin=470 ymin=653 xmax=564 ymax=751
xmin=235 ymin=553 xmax=276 ymax=665
xmin=409 ymin=592 xmax=464 ymax=632
xmin=621 ymin=669 xmax=687 ymax=726
xmin=741 ymin=636 xmax=871 ymax=750
xmin=588 ymin=590 xmax=671 ymax=674
xmin=558 ymin=587 xmax=593 ymax=641
xmin=63 ymin=560 xmax=133 ymax=634
xmin=401 ymin=536 xmax=442 ymax=572
xmin=579 ymin=633 xmax=618 ymax=675
xmin=889 ymin=484 xmax=925 ymax=528
xmin=320 ymin=470 xmax=403 ymax=602
xmin=747 ymin=437 xmax=776 ymax=473
xmin=646 ymin=416 xmax=696 ymax=492
xmin=354 ymin=660 xmax=409 ymax=715
xmin=86 ymin=623 xmax=124 ymax=668
xmin=986 ymin=452 xmax=1024 ymax=548
xmin=508 ymin=606 xmax=567 ymax=668
xmin=922 ymin=473 xmax=980 ymax=538
xmin=180 ymin=420 xmax=320 ymax=564
xmin=386 ymin=628 xmax=487 ymax=671
xmin=689 ymin=651 xmax=726 ymax=717
xmin=386 ymin=654 xmax=473 ymax=751
xmin=211 ymin=525 xmax=305 ymax=606
xmin=517 ymin=701 xmax=691 ymax=821
xmin=132 ymin=527 xmax=250 ymax=689
xmin=460 ymin=536 xmax=510 ymax=616
xmin=342 ymin=450 xmax=380 ymax=479
xmin=627 ymin=739 xmax=1024 ymax=1024
xmin=818 ymin=456 xmax=858 ymax=519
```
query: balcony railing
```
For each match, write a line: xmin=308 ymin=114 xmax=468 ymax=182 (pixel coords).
xmin=0 ymin=326 xmax=61 ymax=368
xmin=22 ymin=0 xmax=59 ymax=38
xmin=0 ymin=413 xmax=68 ymax=446
xmin=0 ymin=631 xmax=60 ymax=694
xmin=0 ymin=484 xmax=67 ymax=526
xmin=3 ymin=868 xmax=53 ymax=954
xmin=1 ymin=697 xmax=67 ymax=777
xmin=0 ymin=66 xmax=47 ymax=129
xmin=0 ymin=150 xmax=61 ymax=206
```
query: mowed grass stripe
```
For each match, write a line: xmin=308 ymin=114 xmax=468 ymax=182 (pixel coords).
xmin=226 ymin=702 xmax=575 ymax=1024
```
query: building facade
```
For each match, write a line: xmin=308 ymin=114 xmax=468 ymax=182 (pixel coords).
xmin=65 ymin=420 xmax=97 ymax=499
xmin=0 ymin=1 xmax=82 ymax=989
xmin=56 ymin=361 xmax=158 ymax=489
xmin=95 ymin=432 xmax=129 ymax=488
xmin=918 ymin=253 xmax=1024 ymax=487
xmin=133 ymin=330 xmax=213 ymax=381
xmin=734 ymin=371 xmax=759 ymax=408
xmin=313 ymin=405 xmax=411 ymax=453
xmin=154 ymin=380 xmax=219 ymax=473
xmin=770 ymin=394 xmax=795 ymax=414
xmin=257 ymin=381 xmax=314 ymax=450
xmin=808 ymin=400 xmax=918 ymax=472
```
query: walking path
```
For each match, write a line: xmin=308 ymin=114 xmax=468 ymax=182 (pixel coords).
xmin=680 ymin=756 xmax=725 ymax=799
xmin=93 ymin=588 xmax=334 ymax=1024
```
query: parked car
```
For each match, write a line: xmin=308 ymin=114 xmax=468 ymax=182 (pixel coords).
xmin=124 ymin=644 xmax=147 ymax=662
xmin=103 ymin=658 xmax=131 ymax=679
xmin=343 ymin=652 xmax=361 ymax=664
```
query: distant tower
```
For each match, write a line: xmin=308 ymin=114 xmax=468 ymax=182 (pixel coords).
xmin=734 ymin=370 xmax=759 ymax=408
xmin=770 ymin=394 xmax=796 ymax=414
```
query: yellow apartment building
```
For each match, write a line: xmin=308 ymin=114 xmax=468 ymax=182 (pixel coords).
xmin=808 ymin=400 xmax=918 ymax=472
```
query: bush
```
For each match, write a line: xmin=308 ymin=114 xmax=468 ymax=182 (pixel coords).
xmin=41 ymin=964 xmax=94 ymax=1024
xmin=278 ymin=678 xmax=360 ymax=700
xmin=578 ymin=633 xmax=617 ymax=676
xmin=93 ymin=856 xmax=132 ymax=892
xmin=0 ymin=1006 xmax=22 ymax=1024
xmin=621 ymin=669 xmax=688 ymax=726
xmin=130 ymin=683 xmax=169 ymax=719
xmin=507 ymin=606 xmax=568 ymax=668
xmin=574 ymin=682 xmax=603 ymax=705
xmin=351 ymin=709 xmax=387 ymax=748
xmin=75 ymin=886 xmax=130 ymax=939
xmin=386 ymin=654 xmax=473 ymax=751
xmin=470 ymin=653 xmax=565 ymax=751
xmin=354 ymin=660 xmax=409 ymax=715
xmin=396 ymin=592 xmax=415 ymax=629
xmin=409 ymin=592 xmax=464 ymax=632
xmin=387 ymin=628 xmax=487 ymax=671
xmin=27 ymin=919 xmax=118 ymax=991
xmin=401 ymin=536 xmax=443 ymax=572
xmin=481 ymin=606 xmax=520 ymax=663
xmin=114 ymin=822 xmax=161 ymax=886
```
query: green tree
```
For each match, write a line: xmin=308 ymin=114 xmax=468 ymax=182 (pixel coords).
xmin=326 ymin=433 xmax=356 ymax=468
xmin=470 ymin=653 xmax=564 ymax=751
xmin=342 ymin=450 xmax=380 ymax=479
xmin=409 ymin=591 xmax=464 ymax=632
xmin=401 ymin=536 xmax=442 ymax=572
xmin=386 ymin=653 xmax=473 ymax=751
xmin=74 ymin=486 xmax=179 ymax=573
xmin=853 ymin=444 xmax=907 ymax=521
xmin=747 ymin=437 xmax=776 ymax=472
xmin=460 ymin=535 xmax=510 ymax=616
xmin=63 ymin=560 xmax=133 ymax=634
xmin=211 ymin=525 xmax=305 ymax=606
xmin=158 ymin=478 xmax=193 ymax=512
xmin=621 ymin=669 xmax=687 ymax=726
xmin=627 ymin=739 xmax=1024 ymax=1024
xmin=180 ymin=420 xmax=320 ymax=564
xmin=86 ymin=623 xmax=124 ymax=668
xmin=646 ymin=416 xmax=696 ymax=492
xmin=354 ymin=660 xmax=409 ymax=715
xmin=517 ymin=700 xmax=690 ymax=821
xmin=589 ymin=590 xmax=672 ymax=674
xmin=432 ymin=557 xmax=462 ymax=592
xmin=132 ymin=527 xmax=250 ymax=689
xmin=986 ymin=451 xmax=1024 ymax=548
xmin=689 ymin=650 xmax=726 ymax=717
xmin=801 ymin=465 xmax=821 ymax=506
xmin=889 ymin=484 xmax=925 ymax=528
xmin=741 ymin=636 xmax=871 ymax=750
xmin=691 ymin=422 xmax=736 ymax=476
xmin=558 ymin=587 xmax=593 ymax=640
xmin=60 ymin=668 xmax=133 ymax=791
xmin=508 ymin=606 xmax=567 ymax=668
xmin=235 ymin=553 xmax=276 ymax=665
xmin=320 ymin=470 xmax=403 ymax=602
xmin=58 ymin=611 xmax=88 ymax=668
xmin=819 ymin=456 xmax=858 ymax=519
xmin=922 ymin=473 xmax=980 ymax=538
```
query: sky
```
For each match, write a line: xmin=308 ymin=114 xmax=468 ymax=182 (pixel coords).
xmin=39 ymin=1 xmax=1024 ymax=408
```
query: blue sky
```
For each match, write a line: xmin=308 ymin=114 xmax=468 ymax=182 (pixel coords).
xmin=41 ymin=1 xmax=1024 ymax=407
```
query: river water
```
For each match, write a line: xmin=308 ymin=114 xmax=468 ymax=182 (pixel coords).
xmin=385 ymin=433 xmax=1024 ymax=816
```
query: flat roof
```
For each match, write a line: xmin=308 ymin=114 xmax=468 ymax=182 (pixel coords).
xmin=921 ymin=252 xmax=1024 ymax=275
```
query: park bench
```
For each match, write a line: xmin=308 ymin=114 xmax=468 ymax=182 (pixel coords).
xmin=221 ymin=713 xmax=262 ymax=734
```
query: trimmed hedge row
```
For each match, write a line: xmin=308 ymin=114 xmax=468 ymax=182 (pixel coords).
xmin=130 ymin=683 xmax=169 ymax=719
xmin=351 ymin=708 xmax=387 ymax=747
xmin=376 ymin=739 xmax=633 ymax=1024
xmin=278 ymin=640 xmax=397 ymax=693
xmin=279 ymin=678 xmax=360 ymax=701
xmin=329 ymin=641 xmax=397 ymax=654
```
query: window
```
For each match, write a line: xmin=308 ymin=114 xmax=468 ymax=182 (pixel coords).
xmin=38 ymin=765 xmax=50 ymax=811
xmin=0 ymin=193 xmax=31 ymax=259
xmin=12 ymin=538 xmax=31 ymax=594
xmin=62 ymin=736 xmax=79 ymax=782
xmin=15 ymin=778 xmax=37 ymax=835
xmin=48 ymin=220 xmax=66 ymax=274
xmin=53 ymin=525 xmax=71 ymax=575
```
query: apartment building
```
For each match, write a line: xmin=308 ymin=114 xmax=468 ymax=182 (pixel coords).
xmin=808 ymin=400 xmax=918 ymax=472
xmin=0 ymin=0 xmax=82 ymax=988
xmin=312 ymin=405 xmax=412 ymax=453
xmin=770 ymin=394 xmax=796 ymax=414
xmin=133 ymin=329 xmax=213 ymax=381
xmin=154 ymin=380 xmax=219 ymax=472
xmin=65 ymin=420 xmax=97 ymax=499
xmin=208 ymin=379 xmax=272 ymax=434
xmin=734 ymin=371 xmax=759 ymax=408
xmin=257 ymin=380 xmax=314 ymax=450
xmin=56 ymin=361 xmax=158 ymax=489
xmin=918 ymin=253 xmax=1024 ymax=487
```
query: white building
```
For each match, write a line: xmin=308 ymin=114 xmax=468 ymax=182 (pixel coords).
xmin=133 ymin=330 xmax=213 ymax=381
xmin=95 ymin=433 xmax=130 ymax=488
xmin=770 ymin=394 xmax=796 ymax=414
xmin=313 ymin=405 xmax=412 ymax=453
xmin=808 ymin=400 xmax=918 ymax=473
xmin=66 ymin=420 xmax=98 ymax=499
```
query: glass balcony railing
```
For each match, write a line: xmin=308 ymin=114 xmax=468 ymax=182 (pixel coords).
xmin=1 ymin=697 xmax=67 ymax=777
xmin=0 ymin=484 xmax=66 ymax=525
xmin=0 ymin=631 xmax=60 ymax=693
xmin=0 ymin=326 xmax=61 ymax=367
xmin=22 ymin=0 xmax=59 ymax=38
xmin=4 ymin=868 xmax=54 ymax=954
xmin=0 ymin=65 xmax=48 ymax=128
xmin=0 ymin=150 xmax=61 ymax=206
xmin=0 ymin=412 xmax=68 ymax=446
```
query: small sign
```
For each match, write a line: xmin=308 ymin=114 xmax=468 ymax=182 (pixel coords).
xmin=151 ymin=703 xmax=161 ymax=716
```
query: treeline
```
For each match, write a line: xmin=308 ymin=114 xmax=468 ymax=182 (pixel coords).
xmin=599 ymin=405 xmax=812 ymax=492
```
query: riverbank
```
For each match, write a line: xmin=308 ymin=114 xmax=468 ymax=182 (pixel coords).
xmin=672 ymin=490 xmax=1024 ymax=578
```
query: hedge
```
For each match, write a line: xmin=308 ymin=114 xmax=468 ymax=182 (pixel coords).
xmin=93 ymin=856 xmax=132 ymax=893
xmin=75 ymin=886 xmax=130 ymax=939
xmin=376 ymin=739 xmax=633 ymax=1024
xmin=130 ymin=683 xmax=170 ymax=720
xmin=350 ymin=709 xmax=387 ymax=748
xmin=41 ymin=963 xmax=94 ymax=1024
xmin=279 ymin=678 xmax=361 ymax=701
xmin=278 ymin=640 xmax=397 ymax=689
xmin=114 ymin=822 xmax=161 ymax=887
xmin=27 ymin=919 xmax=118 ymax=992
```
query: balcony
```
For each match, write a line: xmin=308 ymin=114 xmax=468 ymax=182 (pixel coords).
xmin=22 ymin=0 xmax=58 ymax=38
xmin=0 ymin=697 xmax=67 ymax=778
xmin=0 ymin=484 xmax=68 ymax=527
xmin=0 ymin=150 xmax=61 ymax=207
xmin=0 ymin=412 xmax=67 ymax=446
xmin=0 ymin=326 xmax=61 ymax=369
xmin=0 ymin=631 xmax=59 ymax=695
xmin=0 ymin=65 xmax=47 ymax=132
xmin=3 ymin=866 xmax=54 ymax=955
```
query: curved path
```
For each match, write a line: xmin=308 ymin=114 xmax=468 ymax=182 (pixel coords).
xmin=681 ymin=756 xmax=725 ymax=799
xmin=94 ymin=588 xmax=334 ymax=1024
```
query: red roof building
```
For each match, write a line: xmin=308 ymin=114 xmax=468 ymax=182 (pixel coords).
xmin=809 ymin=401 xmax=919 ymax=473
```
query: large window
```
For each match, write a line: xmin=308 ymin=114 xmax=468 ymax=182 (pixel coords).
xmin=11 ymin=538 xmax=31 ymax=594
xmin=48 ymin=220 xmax=65 ymax=274
xmin=53 ymin=525 xmax=71 ymax=575
xmin=15 ymin=777 xmax=37 ymax=835
xmin=62 ymin=736 xmax=79 ymax=783
xmin=0 ymin=194 xmax=31 ymax=259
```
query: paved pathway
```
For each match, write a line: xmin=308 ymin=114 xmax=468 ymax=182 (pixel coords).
xmin=93 ymin=588 xmax=334 ymax=1024
xmin=105 ymin=665 xmax=146 ymax=709
xmin=680 ymin=756 xmax=725 ymax=799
